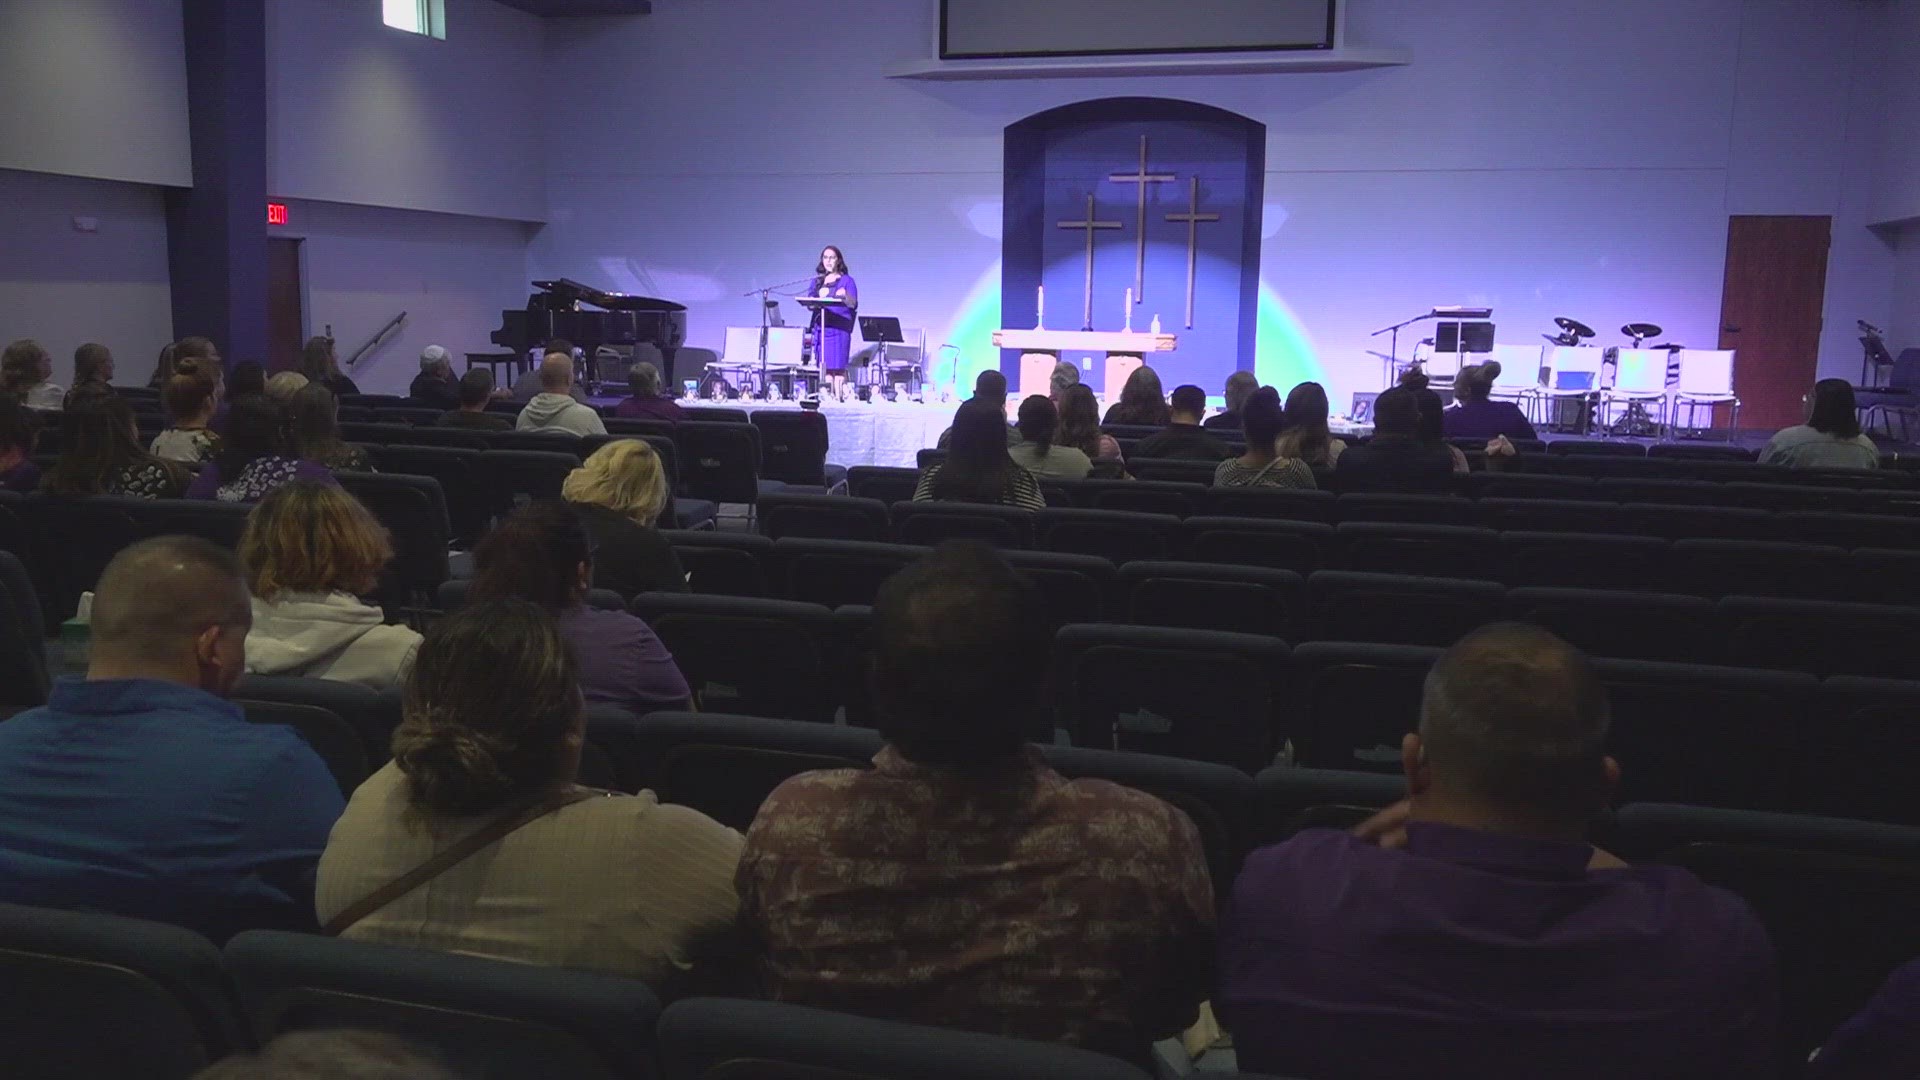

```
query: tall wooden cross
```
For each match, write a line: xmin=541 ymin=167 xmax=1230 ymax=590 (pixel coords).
xmin=1164 ymin=176 xmax=1222 ymax=330
xmin=1107 ymin=135 xmax=1174 ymax=304
xmin=1056 ymin=191 xmax=1121 ymax=332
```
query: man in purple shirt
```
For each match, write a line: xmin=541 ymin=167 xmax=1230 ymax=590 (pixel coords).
xmin=613 ymin=361 xmax=685 ymax=422
xmin=1218 ymin=623 xmax=1778 ymax=1080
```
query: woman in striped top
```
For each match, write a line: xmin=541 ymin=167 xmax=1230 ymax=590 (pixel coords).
xmin=1213 ymin=390 xmax=1316 ymax=489
xmin=914 ymin=396 xmax=1046 ymax=510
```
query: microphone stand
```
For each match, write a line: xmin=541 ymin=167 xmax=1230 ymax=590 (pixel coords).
xmin=743 ymin=276 xmax=814 ymax=400
xmin=1370 ymin=311 xmax=1438 ymax=389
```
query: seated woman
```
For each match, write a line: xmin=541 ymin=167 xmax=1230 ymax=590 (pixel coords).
xmin=1102 ymin=364 xmax=1172 ymax=426
xmin=562 ymin=438 xmax=690 ymax=598
xmin=1401 ymin=370 xmax=1469 ymax=474
xmin=914 ymin=397 xmax=1046 ymax=510
xmin=1058 ymin=383 xmax=1124 ymax=466
xmin=301 ymin=335 xmax=360 ymax=397
xmin=226 ymin=360 xmax=267 ymax=404
xmin=470 ymin=501 xmax=693 ymax=714
xmin=1 ymin=339 xmax=64 ymax=411
xmin=1214 ymin=393 xmax=1315 ymax=489
xmin=240 ymin=481 xmax=422 ymax=690
xmin=63 ymin=343 xmax=115 ymax=410
xmin=265 ymin=370 xmax=309 ymax=405
xmin=315 ymin=599 xmax=742 ymax=990
xmin=1444 ymin=362 xmax=1537 ymax=441
xmin=0 ymin=397 xmax=41 ymax=493
xmin=151 ymin=367 xmax=223 ymax=463
xmin=290 ymin=384 xmax=373 ymax=472
xmin=1009 ymin=395 xmax=1093 ymax=480
xmin=1761 ymin=379 xmax=1879 ymax=470
xmin=186 ymin=400 xmax=334 ymax=502
xmin=1275 ymin=381 xmax=1347 ymax=469
xmin=42 ymin=396 xmax=188 ymax=499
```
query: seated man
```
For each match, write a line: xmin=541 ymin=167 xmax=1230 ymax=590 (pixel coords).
xmin=439 ymin=369 xmax=512 ymax=430
xmin=1332 ymin=386 xmax=1456 ymax=492
xmin=1134 ymin=384 xmax=1232 ymax=461
xmin=0 ymin=536 xmax=344 ymax=940
xmin=1203 ymin=370 xmax=1259 ymax=431
xmin=936 ymin=369 xmax=1020 ymax=448
xmin=407 ymin=345 xmax=460 ymax=412
xmin=1218 ymin=623 xmax=1778 ymax=1080
xmin=613 ymin=361 xmax=686 ymax=422
xmin=516 ymin=352 xmax=607 ymax=436
xmin=740 ymin=543 xmax=1213 ymax=1061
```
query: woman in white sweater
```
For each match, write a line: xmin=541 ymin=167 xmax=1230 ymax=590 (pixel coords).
xmin=240 ymin=480 xmax=421 ymax=689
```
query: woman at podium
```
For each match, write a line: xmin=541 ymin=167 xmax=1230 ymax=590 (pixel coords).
xmin=809 ymin=245 xmax=857 ymax=400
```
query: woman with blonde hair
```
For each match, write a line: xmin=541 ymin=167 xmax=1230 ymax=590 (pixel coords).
xmin=562 ymin=438 xmax=689 ymax=598
xmin=315 ymin=600 xmax=742 ymax=990
xmin=240 ymin=480 xmax=420 ymax=689
xmin=265 ymin=370 xmax=309 ymax=404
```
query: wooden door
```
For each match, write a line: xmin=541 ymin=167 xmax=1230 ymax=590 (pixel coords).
xmin=1719 ymin=216 xmax=1831 ymax=430
xmin=266 ymin=237 xmax=304 ymax=373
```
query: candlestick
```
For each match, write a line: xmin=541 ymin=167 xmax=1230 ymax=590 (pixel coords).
xmin=1036 ymin=285 xmax=1044 ymax=330
xmin=1124 ymin=287 xmax=1134 ymax=332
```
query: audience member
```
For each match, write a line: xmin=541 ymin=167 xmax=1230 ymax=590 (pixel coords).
xmin=42 ymin=396 xmax=188 ymax=499
xmin=440 ymin=369 xmax=512 ymax=430
xmin=1 ymin=339 xmax=63 ymax=410
xmin=301 ymin=335 xmax=360 ymax=397
xmin=1333 ymin=387 xmax=1457 ymax=492
xmin=152 ymin=367 xmax=223 ymax=463
xmin=194 ymin=1030 xmax=457 ymax=1080
xmin=469 ymin=502 xmax=690 ymax=713
xmin=0 ymin=396 xmax=41 ymax=493
xmin=227 ymin=359 xmax=267 ymax=403
xmin=1274 ymin=381 xmax=1346 ymax=468
xmin=0 ymin=537 xmax=342 ymax=940
xmin=290 ymin=383 xmax=373 ymax=471
xmin=63 ymin=342 xmax=115 ymax=409
xmin=517 ymin=353 xmax=607 ymax=436
xmin=739 ymin=543 xmax=1213 ymax=1060
xmin=1214 ymin=391 xmax=1314 ymax=489
xmin=563 ymin=438 xmax=690 ymax=598
xmin=1008 ymin=394 xmax=1093 ymax=479
xmin=1135 ymin=384 xmax=1232 ymax=461
xmin=1103 ymin=364 xmax=1171 ymax=425
xmin=1445 ymin=361 xmax=1537 ymax=440
xmin=937 ymin=369 xmax=1019 ymax=448
xmin=1057 ymin=383 xmax=1123 ymax=465
xmin=316 ymin=599 xmax=740 ymax=989
xmin=187 ymin=399 xmax=334 ymax=502
xmin=148 ymin=342 xmax=181 ymax=389
xmin=1048 ymin=360 xmax=1080 ymax=405
xmin=1203 ymin=370 xmax=1260 ymax=431
xmin=1761 ymin=379 xmax=1878 ymax=469
xmin=265 ymin=370 xmax=310 ymax=404
xmin=1806 ymin=958 xmax=1920 ymax=1079
xmin=511 ymin=339 xmax=589 ymax=404
xmin=1412 ymin=384 xmax=1471 ymax=473
xmin=1217 ymin=623 xmax=1778 ymax=1080
xmin=407 ymin=345 xmax=460 ymax=411
xmin=240 ymin=481 xmax=420 ymax=690
xmin=174 ymin=336 xmax=221 ymax=369
xmin=915 ymin=397 xmax=1045 ymax=510
xmin=613 ymin=360 xmax=686 ymax=421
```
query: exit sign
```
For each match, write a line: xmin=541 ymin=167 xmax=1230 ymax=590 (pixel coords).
xmin=267 ymin=202 xmax=288 ymax=226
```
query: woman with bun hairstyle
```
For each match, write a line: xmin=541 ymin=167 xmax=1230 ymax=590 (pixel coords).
xmin=1443 ymin=361 xmax=1537 ymax=441
xmin=315 ymin=599 xmax=743 ymax=990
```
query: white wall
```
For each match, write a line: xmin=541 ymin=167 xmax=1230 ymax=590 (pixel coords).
xmin=0 ymin=169 xmax=176 ymax=390
xmin=0 ymin=0 xmax=191 ymax=186
xmin=533 ymin=0 xmax=1900 ymax=410
xmin=1872 ymin=0 xmax=1920 ymax=227
xmin=275 ymin=199 xmax=536 ymax=397
xmin=267 ymin=0 xmax=546 ymax=223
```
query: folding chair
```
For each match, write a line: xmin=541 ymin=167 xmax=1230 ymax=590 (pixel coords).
xmin=1596 ymin=349 xmax=1670 ymax=435
xmin=133 ymin=499 xmax=254 ymax=549
xmin=1618 ymin=502 xmax=1775 ymax=541
xmin=1668 ymin=349 xmax=1739 ymax=436
xmin=1459 ymin=472 xmax=1600 ymax=501
xmin=630 ymin=593 xmax=838 ymax=722
xmin=1119 ymin=561 xmax=1306 ymax=640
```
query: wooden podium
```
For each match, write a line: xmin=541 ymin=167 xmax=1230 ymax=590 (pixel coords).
xmin=992 ymin=328 xmax=1178 ymax=398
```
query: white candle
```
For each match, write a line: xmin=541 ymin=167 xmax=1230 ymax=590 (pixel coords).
xmin=1036 ymin=284 xmax=1044 ymax=328
xmin=1125 ymin=286 xmax=1133 ymax=324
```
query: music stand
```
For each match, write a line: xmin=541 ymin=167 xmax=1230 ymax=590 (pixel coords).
xmin=860 ymin=316 xmax=915 ymax=398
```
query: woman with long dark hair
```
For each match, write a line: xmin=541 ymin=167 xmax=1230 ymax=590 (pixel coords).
xmin=289 ymin=384 xmax=372 ymax=472
xmin=809 ymin=245 xmax=857 ymax=401
xmin=1274 ymin=381 xmax=1348 ymax=469
xmin=1009 ymin=394 xmax=1092 ymax=479
xmin=300 ymin=336 xmax=360 ymax=397
xmin=1058 ymin=383 xmax=1123 ymax=465
xmin=42 ymin=396 xmax=187 ymax=499
xmin=64 ymin=343 xmax=115 ymax=409
xmin=0 ymin=397 xmax=42 ymax=493
xmin=1761 ymin=378 xmax=1879 ymax=469
xmin=1214 ymin=389 xmax=1315 ymax=489
xmin=1103 ymin=365 xmax=1171 ymax=425
xmin=227 ymin=360 xmax=267 ymax=403
xmin=914 ymin=397 xmax=1045 ymax=509
xmin=185 ymin=399 xmax=334 ymax=502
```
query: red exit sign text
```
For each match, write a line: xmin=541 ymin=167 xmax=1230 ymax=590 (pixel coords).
xmin=267 ymin=202 xmax=288 ymax=226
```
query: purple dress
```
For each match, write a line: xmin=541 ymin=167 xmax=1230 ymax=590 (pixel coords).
xmin=810 ymin=273 xmax=857 ymax=373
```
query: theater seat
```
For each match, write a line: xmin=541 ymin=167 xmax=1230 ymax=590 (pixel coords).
xmin=661 ymin=531 xmax=774 ymax=597
xmin=1307 ymin=571 xmax=1502 ymax=648
xmin=1289 ymin=642 xmax=1438 ymax=771
xmin=630 ymin=594 xmax=838 ymax=723
xmin=1720 ymin=595 xmax=1920 ymax=679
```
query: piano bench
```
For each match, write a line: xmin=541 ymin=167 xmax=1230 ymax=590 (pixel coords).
xmin=466 ymin=352 xmax=530 ymax=389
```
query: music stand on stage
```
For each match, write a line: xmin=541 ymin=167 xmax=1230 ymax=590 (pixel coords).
xmin=859 ymin=316 xmax=919 ymax=399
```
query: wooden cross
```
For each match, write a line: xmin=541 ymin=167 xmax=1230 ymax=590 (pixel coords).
xmin=1056 ymin=191 xmax=1121 ymax=332
xmin=1107 ymin=135 xmax=1175 ymax=304
xmin=1165 ymin=176 xmax=1221 ymax=330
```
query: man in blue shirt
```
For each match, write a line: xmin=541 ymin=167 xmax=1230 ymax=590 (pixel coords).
xmin=1217 ymin=623 xmax=1779 ymax=1080
xmin=0 ymin=536 xmax=344 ymax=940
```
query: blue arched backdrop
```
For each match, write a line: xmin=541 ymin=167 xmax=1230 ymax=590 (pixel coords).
xmin=1002 ymin=98 xmax=1266 ymax=396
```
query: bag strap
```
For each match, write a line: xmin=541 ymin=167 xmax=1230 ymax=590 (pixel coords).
xmin=324 ymin=786 xmax=601 ymax=937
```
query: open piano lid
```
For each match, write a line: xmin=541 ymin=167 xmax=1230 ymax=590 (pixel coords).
xmin=533 ymin=278 xmax=686 ymax=312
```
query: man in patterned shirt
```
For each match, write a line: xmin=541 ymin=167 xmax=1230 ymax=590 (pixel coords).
xmin=738 ymin=542 xmax=1214 ymax=1061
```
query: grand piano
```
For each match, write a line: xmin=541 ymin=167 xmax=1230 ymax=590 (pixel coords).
xmin=491 ymin=278 xmax=687 ymax=386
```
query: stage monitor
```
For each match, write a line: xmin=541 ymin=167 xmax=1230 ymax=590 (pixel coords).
xmin=940 ymin=0 xmax=1338 ymax=59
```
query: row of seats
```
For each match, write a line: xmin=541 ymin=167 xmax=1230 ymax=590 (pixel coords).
xmin=0 ymin=903 xmax=1187 ymax=1080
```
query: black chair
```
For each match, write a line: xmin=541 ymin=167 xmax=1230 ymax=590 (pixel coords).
xmin=1670 ymin=539 xmax=1851 ymax=599
xmin=1503 ymin=587 xmax=1720 ymax=664
xmin=338 ymin=422 xmax=415 ymax=446
xmin=681 ymin=406 xmax=750 ymax=424
xmin=340 ymin=394 xmax=408 ymax=409
xmin=1592 ymin=477 xmax=1728 ymax=506
xmin=25 ymin=497 xmax=141 ymax=626
xmin=1253 ymin=766 xmax=1407 ymax=843
xmin=1334 ymin=522 xmax=1500 ymax=578
xmin=234 ymin=675 xmax=403 ymax=768
xmin=1334 ymin=493 xmax=1478 ymax=527
xmin=235 ymin=700 xmax=370 ymax=797
xmin=679 ymin=421 xmax=781 ymax=509
xmin=608 ymin=712 xmax=881 ymax=796
xmin=1051 ymin=623 xmax=1291 ymax=773
xmin=1000 ymin=549 xmax=1119 ymax=626
xmin=1473 ymin=498 xmax=1638 ymax=536
xmin=757 ymin=493 xmax=889 ymax=542
xmin=630 ymin=593 xmax=838 ymax=722
xmin=479 ymin=449 xmax=578 ymax=514
xmin=485 ymin=429 xmax=590 ymax=455
xmin=1618 ymin=502 xmax=1776 ymax=541
xmin=1056 ymin=478 xmax=1203 ymax=517
xmin=438 ymin=578 xmax=625 ymax=613
xmin=1805 ymin=678 xmax=1920 ymax=825
xmin=751 ymin=410 xmax=843 ymax=488
xmin=1126 ymin=458 xmax=1225 ymax=486
xmin=604 ymin=417 xmax=678 ymax=439
xmin=1306 ymin=571 xmax=1503 ymax=648
xmin=333 ymin=472 xmax=450 ymax=604
xmin=655 ymin=743 xmax=870 ymax=831
xmin=889 ymin=501 xmax=1036 ymax=548
xmin=1041 ymin=742 xmax=1261 ymax=895
xmin=1608 ymin=802 xmax=1920 ymax=862
xmin=1548 ymin=439 xmax=1645 ymax=457
xmin=1497 ymin=531 xmax=1672 ymax=591
xmin=132 ymin=499 xmax=254 ymax=549
xmin=1777 ymin=510 xmax=1920 ymax=550
xmin=225 ymin=930 xmax=662 ymax=1080
xmin=374 ymin=425 xmax=491 ymax=450
xmin=1720 ymin=595 xmax=1920 ymax=679
xmin=0 ymin=902 xmax=247 ymax=1080
xmin=845 ymin=466 xmax=920 ymax=505
xmin=372 ymin=407 xmax=446 ymax=427
xmin=1461 ymin=472 xmax=1600 ymax=501
xmin=1195 ymin=487 xmax=1337 ymax=523
xmin=662 ymin=531 xmax=774 ymax=597
xmin=1180 ymin=517 xmax=1332 ymax=572
xmin=1853 ymin=547 xmax=1920 ymax=604
xmin=1036 ymin=508 xmax=1181 ymax=564
xmin=367 ymin=444 xmax=488 ymax=543
xmin=1594 ymin=658 xmax=1815 ymax=811
xmin=1646 ymin=443 xmax=1754 ymax=462
xmin=657 ymin=998 xmax=1152 ymax=1080
xmin=1724 ymin=481 xmax=1879 ymax=513
xmin=1119 ymin=561 xmax=1306 ymax=640
xmin=773 ymin=538 xmax=926 ymax=608
xmin=1290 ymin=641 xmax=1439 ymax=771
xmin=0 ymin=549 xmax=49 ymax=715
